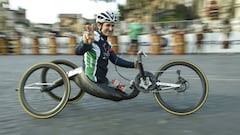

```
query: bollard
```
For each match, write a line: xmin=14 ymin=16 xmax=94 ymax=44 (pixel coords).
xmin=196 ymin=33 xmax=204 ymax=49
xmin=0 ymin=37 xmax=8 ymax=55
xmin=127 ymin=42 xmax=138 ymax=55
xmin=150 ymin=34 xmax=161 ymax=55
xmin=223 ymin=41 xmax=230 ymax=49
xmin=48 ymin=37 xmax=57 ymax=55
xmin=127 ymin=44 xmax=137 ymax=55
xmin=68 ymin=36 xmax=77 ymax=55
xmin=32 ymin=37 xmax=40 ymax=55
xmin=13 ymin=38 xmax=22 ymax=55
xmin=108 ymin=36 xmax=119 ymax=54
xmin=173 ymin=33 xmax=185 ymax=55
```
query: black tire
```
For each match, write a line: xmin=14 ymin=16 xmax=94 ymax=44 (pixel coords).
xmin=18 ymin=62 xmax=70 ymax=118
xmin=44 ymin=59 xmax=84 ymax=103
xmin=153 ymin=60 xmax=209 ymax=115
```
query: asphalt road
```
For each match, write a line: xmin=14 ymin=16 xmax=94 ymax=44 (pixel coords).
xmin=0 ymin=54 xmax=240 ymax=135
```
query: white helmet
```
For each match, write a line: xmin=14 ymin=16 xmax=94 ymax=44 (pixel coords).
xmin=96 ymin=11 xmax=117 ymax=23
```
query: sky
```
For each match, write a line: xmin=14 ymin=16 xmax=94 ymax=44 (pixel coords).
xmin=9 ymin=0 xmax=126 ymax=23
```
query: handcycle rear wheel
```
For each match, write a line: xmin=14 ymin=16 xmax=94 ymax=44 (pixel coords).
xmin=153 ymin=60 xmax=209 ymax=115
xmin=18 ymin=62 xmax=70 ymax=118
xmin=42 ymin=59 xmax=84 ymax=103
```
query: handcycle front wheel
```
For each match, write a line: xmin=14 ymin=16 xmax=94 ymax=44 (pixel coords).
xmin=154 ymin=60 xmax=209 ymax=116
xmin=41 ymin=59 xmax=84 ymax=103
xmin=18 ymin=62 xmax=71 ymax=119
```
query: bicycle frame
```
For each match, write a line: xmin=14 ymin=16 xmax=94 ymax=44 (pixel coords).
xmin=18 ymin=51 xmax=209 ymax=118
xmin=134 ymin=51 xmax=183 ymax=93
xmin=42 ymin=51 xmax=183 ymax=93
xmin=21 ymin=50 xmax=184 ymax=95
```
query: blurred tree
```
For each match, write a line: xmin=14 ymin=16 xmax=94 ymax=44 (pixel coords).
xmin=159 ymin=4 xmax=198 ymax=22
xmin=90 ymin=0 xmax=116 ymax=2
xmin=118 ymin=4 xmax=126 ymax=21
xmin=175 ymin=4 xmax=188 ymax=19
xmin=228 ymin=0 xmax=235 ymax=19
xmin=118 ymin=0 xmax=199 ymax=22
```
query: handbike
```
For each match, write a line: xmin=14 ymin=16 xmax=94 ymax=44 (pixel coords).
xmin=17 ymin=51 xmax=209 ymax=118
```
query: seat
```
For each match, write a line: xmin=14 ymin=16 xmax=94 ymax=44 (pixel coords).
xmin=73 ymin=72 xmax=139 ymax=101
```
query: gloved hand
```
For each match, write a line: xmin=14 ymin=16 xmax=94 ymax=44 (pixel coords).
xmin=83 ymin=24 xmax=94 ymax=45
xmin=134 ymin=60 xmax=139 ymax=69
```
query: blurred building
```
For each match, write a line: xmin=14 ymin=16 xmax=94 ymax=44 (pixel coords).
xmin=0 ymin=0 xmax=93 ymax=37
xmin=195 ymin=0 xmax=240 ymax=20
xmin=2 ymin=0 xmax=240 ymax=37
xmin=56 ymin=14 xmax=92 ymax=35
xmin=124 ymin=0 xmax=240 ymax=21
xmin=124 ymin=0 xmax=178 ymax=22
xmin=123 ymin=0 xmax=240 ymax=32
xmin=30 ymin=14 xmax=93 ymax=37
xmin=0 ymin=0 xmax=30 ymax=37
xmin=194 ymin=0 xmax=240 ymax=31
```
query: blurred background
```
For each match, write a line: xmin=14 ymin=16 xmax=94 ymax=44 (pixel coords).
xmin=0 ymin=0 xmax=240 ymax=55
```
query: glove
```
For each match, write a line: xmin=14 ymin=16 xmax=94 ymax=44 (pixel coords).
xmin=83 ymin=24 xmax=94 ymax=45
xmin=134 ymin=60 xmax=139 ymax=69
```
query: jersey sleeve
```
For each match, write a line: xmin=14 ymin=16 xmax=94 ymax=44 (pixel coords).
xmin=75 ymin=41 xmax=93 ymax=55
xmin=109 ymin=48 xmax=135 ymax=68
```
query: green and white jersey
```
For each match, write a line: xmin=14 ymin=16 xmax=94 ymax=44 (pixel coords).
xmin=75 ymin=31 xmax=135 ymax=83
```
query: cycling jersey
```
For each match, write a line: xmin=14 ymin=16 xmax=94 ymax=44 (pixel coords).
xmin=75 ymin=31 xmax=135 ymax=83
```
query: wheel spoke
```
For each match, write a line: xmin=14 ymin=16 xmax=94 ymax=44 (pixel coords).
xmin=48 ymin=60 xmax=84 ymax=103
xmin=153 ymin=60 xmax=208 ymax=115
xmin=18 ymin=62 xmax=70 ymax=118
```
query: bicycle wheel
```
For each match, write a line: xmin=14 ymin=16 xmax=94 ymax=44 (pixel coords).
xmin=44 ymin=59 xmax=84 ymax=103
xmin=18 ymin=62 xmax=70 ymax=119
xmin=153 ymin=60 xmax=209 ymax=115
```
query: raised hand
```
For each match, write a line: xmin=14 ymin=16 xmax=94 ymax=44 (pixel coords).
xmin=83 ymin=24 xmax=94 ymax=44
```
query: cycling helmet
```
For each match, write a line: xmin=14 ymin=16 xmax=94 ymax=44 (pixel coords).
xmin=96 ymin=11 xmax=117 ymax=23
